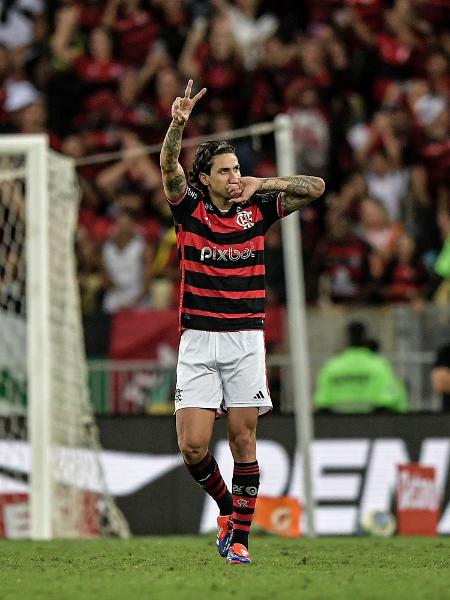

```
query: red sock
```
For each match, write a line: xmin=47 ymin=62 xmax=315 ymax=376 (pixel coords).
xmin=230 ymin=460 xmax=260 ymax=549
xmin=186 ymin=451 xmax=233 ymax=515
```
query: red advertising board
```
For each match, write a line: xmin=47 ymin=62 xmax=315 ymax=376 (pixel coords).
xmin=396 ymin=464 xmax=439 ymax=536
xmin=109 ymin=306 xmax=285 ymax=360
xmin=0 ymin=492 xmax=99 ymax=538
xmin=0 ymin=494 xmax=29 ymax=538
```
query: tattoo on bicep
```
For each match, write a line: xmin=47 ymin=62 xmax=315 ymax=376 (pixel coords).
xmin=281 ymin=193 xmax=316 ymax=215
xmin=167 ymin=174 xmax=186 ymax=195
xmin=286 ymin=177 xmax=317 ymax=198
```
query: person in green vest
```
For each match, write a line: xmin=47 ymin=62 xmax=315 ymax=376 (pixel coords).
xmin=314 ymin=321 xmax=408 ymax=413
xmin=433 ymin=210 xmax=450 ymax=305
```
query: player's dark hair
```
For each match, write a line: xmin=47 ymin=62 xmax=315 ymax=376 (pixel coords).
xmin=189 ymin=141 xmax=236 ymax=193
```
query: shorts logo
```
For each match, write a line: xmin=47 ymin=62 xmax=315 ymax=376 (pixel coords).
xmin=175 ymin=388 xmax=183 ymax=403
xmin=236 ymin=210 xmax=254 ymax=229
xmin=245 ymin=486 xmax=258 ymax=496
xmin=200 ymin=243 xmax=255 ymax=262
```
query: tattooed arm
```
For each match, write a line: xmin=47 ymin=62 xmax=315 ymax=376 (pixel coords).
xmin=160 ymin=79 xmax=206 ymax=202
xmin=228 ymin=175 xmax=325 ymax=213
xmin=160 ymin=119 xmax=187 ymax=201
xmin=260 ymin=176 xmax=326 ymax=215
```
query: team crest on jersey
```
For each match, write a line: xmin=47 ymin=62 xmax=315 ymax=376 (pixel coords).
xmin=236 ymin=210 xmax=254 ymax=229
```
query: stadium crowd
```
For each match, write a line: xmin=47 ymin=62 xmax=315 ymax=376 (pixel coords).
xmin=0 ymin=0 xmax=449 ymax=315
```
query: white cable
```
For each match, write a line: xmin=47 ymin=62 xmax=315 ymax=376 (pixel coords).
xmin=75 ymin=121 xmax=277 ymax=167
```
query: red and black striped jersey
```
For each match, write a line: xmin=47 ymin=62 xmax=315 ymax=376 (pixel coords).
xmin=167 ymin=184 xmax=286 ymax=332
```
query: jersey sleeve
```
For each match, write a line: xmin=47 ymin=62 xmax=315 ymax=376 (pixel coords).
xmin=167 ymin=184 xmax=200 ymax=225
xmin=253 ymin=192 xmax=286 ymax=232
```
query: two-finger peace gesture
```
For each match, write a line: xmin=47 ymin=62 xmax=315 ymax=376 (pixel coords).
xmin=172 ymin=79 xmax=207 ymax=124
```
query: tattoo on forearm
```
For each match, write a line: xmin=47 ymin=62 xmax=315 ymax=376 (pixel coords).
xmin=160 ymin=120 xmax=184 ymax=171
xmin=259 ymin=176 xmax=325 ymax=215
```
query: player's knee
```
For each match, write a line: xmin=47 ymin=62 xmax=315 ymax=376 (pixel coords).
xmin=228 ymin=431 xmax=255 ymax=461
xmin=178 ymin=438 xmax=208 ymax=464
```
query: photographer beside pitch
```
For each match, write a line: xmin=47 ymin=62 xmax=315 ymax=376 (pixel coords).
xmin=160 ymin=79 xmax=325 ymax=564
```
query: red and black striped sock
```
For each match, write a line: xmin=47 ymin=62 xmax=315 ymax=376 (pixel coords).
xmin=230 ymin=460 xmax=260 ymax=549
xmin=186 ymin=451 xmax=233 ymax=516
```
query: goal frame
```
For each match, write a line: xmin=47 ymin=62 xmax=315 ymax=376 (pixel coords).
xmin=1 ymin=134 xmax=54 ymax=539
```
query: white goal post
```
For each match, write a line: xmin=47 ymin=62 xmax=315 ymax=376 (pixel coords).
xmin=0 ymin=134 xmax=128 ymax=539
xmin=274 ymin=116 xmax=316 ymax=537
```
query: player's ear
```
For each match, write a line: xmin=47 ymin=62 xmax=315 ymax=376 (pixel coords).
xmin=199 ymin=173 xmax=209 ymax=187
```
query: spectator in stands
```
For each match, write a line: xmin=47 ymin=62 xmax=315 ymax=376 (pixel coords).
xmin=81 ymin=64 xmax=156 ymax=138
xmin=95 ymin=129 xmax=161 ymax=203
xmin=101 ymin=0 xmax=160 ymax=67
xmin=425 ymin=51 xmax=450 ymax=99
xmin=380 ymin=231 xmax=428 ymax=306
xmin=432 ymin=209 xmax=450 ymax=306
xmin=0 ymin=0 xmax=45 ymax=75
xmin=152 ymin=0 xmax=195 ymax=63
xmin=357 ymin=196 xmax=402 ymax=280
xmin=314 ymin=320 xmax=408 ymax=413
xmin=149 ymin=66 xmax=186 ymax=140
xmin=286 ymin=79 xmax=329 ymax=179
xmin=296 ymin=37 xmax=334 ymax=102
xmin=4 ymin=80 xmax=61 ymax=149
xmin=76 ymin=226 xmax=105 ymax=316
xmin=312 ymin=209 xmax=372 ymax=305
xmin=363 ymin=147 xmax=409 ymax=222
xmin=431 ymin=343 xmax=450 ymax=412
xmin=328 ymin=171 xmax=367 ymax=217
xmin=53 ymin=19 xmax=125 ymax=116
xmin=151 ymin=225 xmax=180 ymax=309
xmin=249 ymin=31 xmax=298 ymax=122
xmin=101 ymin=208 xmax=154 ymax=314
xmin=211 ymin=0 xmax=278 ymax=70
xmin=178 ymin=13 xmax=246 ymax=119
xmin=1 ymin=0 xmax=447 ymax=324
xmin=415 ymin=103 xmax=449 ymax=231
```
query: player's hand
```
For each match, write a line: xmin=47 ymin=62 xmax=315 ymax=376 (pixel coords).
xmin=227 ymin=176 xmax=260 ymax=204
xmin=172 ymin=79 xmax=207 ymax=125
xmin=225 ymin=177 xmax=242 ymax=199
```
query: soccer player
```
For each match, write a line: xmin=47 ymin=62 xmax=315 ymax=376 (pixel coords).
xmin=160 ymin=80 xmax=325 ymax=564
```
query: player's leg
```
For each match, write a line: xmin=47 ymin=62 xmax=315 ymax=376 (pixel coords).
xmin=176 ymin=407 xmax=234 ymax=555
xmin=176 ymin=406 xmax=216 ymax=466
xmin=177 ymin=407 xmax=229 ymax=505
xmin=218 ymin=330 xmax=272 ymax=564
xmin=174 ymin=330 xmax=233 ymax=554
xmin=225 ymin=407 xmax=259 ymax=564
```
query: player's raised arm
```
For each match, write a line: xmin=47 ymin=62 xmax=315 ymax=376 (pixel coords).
xmin=160 ymin=79 xmax=206 ymax=202
xmin=228 ymin=175 xmax=325 ymax=214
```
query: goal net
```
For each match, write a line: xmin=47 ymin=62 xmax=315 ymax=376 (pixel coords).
xmin=0 ymin=135 xmax=129 ymax=539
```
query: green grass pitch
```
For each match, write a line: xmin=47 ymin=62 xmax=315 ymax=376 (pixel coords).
xmin=0 ymin=536 xmax=449 ymax=600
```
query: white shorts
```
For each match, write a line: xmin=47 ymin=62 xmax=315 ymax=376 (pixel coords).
xmin=174 ymin=329 xmax=272 ymax=417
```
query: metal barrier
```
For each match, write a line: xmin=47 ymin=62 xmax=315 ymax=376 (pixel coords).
xmin=87 ymin=304 xmax=450 ymax=414
xmin=87 ymin=350 xmax=440 ymax=415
